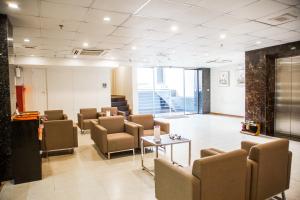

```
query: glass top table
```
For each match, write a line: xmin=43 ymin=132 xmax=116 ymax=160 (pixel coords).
xmin=140 ymin=134 xmax=191 ymax=176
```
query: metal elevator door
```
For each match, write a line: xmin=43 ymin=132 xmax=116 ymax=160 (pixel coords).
xmin=275 ymin=56 xmax=300 ymax=138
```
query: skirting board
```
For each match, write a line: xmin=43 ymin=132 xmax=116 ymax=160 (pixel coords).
xmin=209 ymin=112 xmax=244 ymax=118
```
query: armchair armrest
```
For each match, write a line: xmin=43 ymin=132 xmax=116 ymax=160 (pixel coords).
xmin=63 ymin=114 xmax=68 ymax=120
xmin=94 ymin=125 xmax=108 ymax=153
xmin=241 ymin=141 xmax=258 ymax=155
xmin=154 ymin=120 xmax=170 ymax=133
xmin=125 ymin=122 xmax=139 ymax=148
xmin=155 ymin=159 xmax=200 ymax=200
xmin=77 ymin=113 xmax=83 ymax=129
xmin=287 ymin=151 xmax=292 ymax=189
xmin=200 ymin=148 xmax=225 ymax=158
xmin=117 ymin=110 xmax=126 ymax=117
xmin=73 ymin=125 xmax=78 ymax=147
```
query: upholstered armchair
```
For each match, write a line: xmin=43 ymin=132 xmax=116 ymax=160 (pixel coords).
xmin=77 ymin=108 xmax=102 ymax=133
xmin=200 ymin=139 xmax=292 ymax=200
xmin=44 ymin=110 xmax=68 ymax=121
xmin=128 ymin=114 xmax=169 ymax=147
xmin=91 ymin=115 xmax=138 ymax=159
xmin=100 ymin=107 xmax=126 ymax=117
xmin=42 ymin=120 xmax=78 ymax=152
xmin=155 ymin=149 xmax=248 ymax=200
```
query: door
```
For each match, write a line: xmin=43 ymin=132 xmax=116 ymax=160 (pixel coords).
xmin=291 ymin=56 xmax=300 ymax=136
xmin=184 ymin=69 xmax=202 ymax=114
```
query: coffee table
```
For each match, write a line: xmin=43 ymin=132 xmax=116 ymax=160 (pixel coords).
xmin=140 ymin=134 xmax=191 ymax=176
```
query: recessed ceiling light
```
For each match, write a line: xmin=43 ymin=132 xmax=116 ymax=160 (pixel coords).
xmin=256 ymin=41 xmax=262 ymax=44
xmin=170 ymin=25 xmax=178 ymax=32
xmin=219 ymin=33 xmax=226 ymax=39
xmin=8 ymin=2 xmax=19 ymax=9
xmin=24 ymin=38 xmax=30 ymax=43
xmin=131 ymin=46 xmax=137 ymax=50
xmin=83 ymin=42 xmax=88 ymax=47
xmin=103 ymin=17 xmax=111 ymax=22
xmin=291 ymin=46 xmax=296 ymax=50
xmin=7 ymin=37 xmax=13 ymax=41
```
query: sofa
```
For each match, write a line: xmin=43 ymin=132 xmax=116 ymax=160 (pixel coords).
xmin=44 ymin=110 xmax=68 ymax=121
xmin=128 ymin=114 xmax=170 ymax=147
xmin=201 ymin=139 xmax=292 ymax=200
xmin=42 ymin=120 xmax=78 ymax=152
xmin=77 ymin=108 xmax=102 ymax=133
xmin=155 ymin=149 xmax=248 ymax=200
xmin=91 ymin=115 xmax=138 ymax=159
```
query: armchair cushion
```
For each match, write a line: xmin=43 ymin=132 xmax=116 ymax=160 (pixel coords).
xmin=128 ymin=114 xmax=154 ymax=130
xmin=107 ymin=133 xmax=134 ymax=152
xmin=99 ymin=116 xmax=125 ymax=134
xmin=80 ymin=108 xmax=97 ymax=119
xmin=44 ymin=110 xmax=65 ymax=120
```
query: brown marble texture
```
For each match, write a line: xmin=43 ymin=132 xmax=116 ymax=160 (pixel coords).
xmin=245 ymin=40 xmax=300 ymax=136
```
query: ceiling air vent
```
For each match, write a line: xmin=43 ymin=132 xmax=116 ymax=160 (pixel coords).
xmin=72 ymin=48 xmax=105 ymax=56
xmin=269 ymin=13 xmax=297 ymax=23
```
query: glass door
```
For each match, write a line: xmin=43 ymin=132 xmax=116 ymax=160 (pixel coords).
xmin=184 ymin=69 xmax=202 ymax=114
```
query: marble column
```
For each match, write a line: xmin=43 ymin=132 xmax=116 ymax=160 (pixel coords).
xmin=245 ymin=41 xmax=300 ymax=136
xmin=0 ymin=14 xmax=13 ymax=181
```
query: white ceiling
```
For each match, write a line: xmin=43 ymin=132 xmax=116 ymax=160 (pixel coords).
xmin=1 ymin=0 xmax=300 ymax=67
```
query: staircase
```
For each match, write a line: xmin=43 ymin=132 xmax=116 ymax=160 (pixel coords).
xmin=111 ymin=95 xmax=131 ymax=116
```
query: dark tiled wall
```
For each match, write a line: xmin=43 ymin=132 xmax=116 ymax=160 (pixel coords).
xmin=0 ymin=14 xmax=13 ymax=181
xmin=201 ymin=68 xmax=210 ymax=114
xmin=245 ymin=41 xmax=300 ymax=136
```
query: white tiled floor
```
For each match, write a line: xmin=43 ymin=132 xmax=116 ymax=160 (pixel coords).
xmin=1 ymin=115 xmax=300 ymax=200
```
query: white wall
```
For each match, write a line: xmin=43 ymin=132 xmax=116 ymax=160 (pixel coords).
xmin=16 ymin=66 xmax=112 ymax=120
xmin=210 ymin=65 xmax=245 ymax=116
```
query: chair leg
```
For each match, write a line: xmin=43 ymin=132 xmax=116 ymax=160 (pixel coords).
xmin=282 ymin=192 xmax=286 ymax=200
xmin=133 ymin=148 xmax=135 ymax=155
xmin=108 ymin=153 xmax=111 ymax=159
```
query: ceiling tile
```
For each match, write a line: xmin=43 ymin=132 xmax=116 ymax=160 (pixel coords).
xmin=203 ymin=14 xmax=249 ymax=30
xmin=8 ymin=15 xmax=41 ymax=29
xmin=257 ymin=7 xmax=300 ymax=25
xmin=41 ymin=29 xmax=76 ymax=40
xmin=77 ymin=22 xmax=116 ymax=35
xmin=279 ymin=19 xmax=300 ymax=31
xmin=44 ymin=0 xmax=94 ymax=7
xmin=275 ymin=0 xmax=300 ymax=6
xmin=230 ymin=0 xmax=289 ymax=20
xmin=41 ymin=1 xmax=88 ymax=21
xmin=84 ymin=9 xmax=130 ymax=25
xmin=249 ymin=27 xmax=289 ymax=38
xmin=41 ymin=18 xmax=81 ymax=32
xmin=13 ymin=27 xmax=41 ymax=37
xmin=91 ymin=0 xmax=149 ymax=14
xmin=228 ymin=21 xmax=271 ymax=35
xmin=97 ymin=42 xmax=125 ymax=49
xmin=104 ymin=35 xmax=135 ymax=44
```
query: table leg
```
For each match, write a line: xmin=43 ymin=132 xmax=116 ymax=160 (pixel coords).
xmin=188 ymin=141 xmax=191 ymax=166
xmin=171 ymin=144 xmax=173 ymax=163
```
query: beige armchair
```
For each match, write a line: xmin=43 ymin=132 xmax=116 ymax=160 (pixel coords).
xmin=91 ymin=115 xmax=138 ymax=159
xmin=128 ymin=114 xmax=169 ymax=147
xmin=241 ymin=139 xmax=292 ymax=200
xmin=77 ymin=108 xmax=102 ymax=133
xmin=100 ymin=107 xmax=126 ymax=117
xmin=155 ymin=149 xmax=248 ymax=200
xmin=200 ymin=139 xmax=292 ymax=200
xmin=44 ymin=110 xmax=67 ymax=120
xmin=42 ymin=120 xmax=78 ymax=152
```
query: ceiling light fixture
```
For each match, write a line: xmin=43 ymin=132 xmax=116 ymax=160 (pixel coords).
xmin=219 ymin=33 xmax=226 ymax=39
xmin=8 ymin=2 xmax=19 ymax=9
xmin=103 ymin=17 xmax=111 ymax=22
xmin=256 ymin=41 xmax=262 ymax=44
xmin=73 ymin=55 xmax=77 ymax=58
xmin=131 ymin=46 xmax=137 ymax=50
xmin=83 ymin=42 xmax=88 ymax=47
xmin=30 ymin=54 xmax=34 ymax=57
xmin=170 ymin=25 xmax=178 ymax=32
xmin=7 ymin=37 xmax=13 ymax=41
xmin=24 ymin=38 xmax=30 ymax=43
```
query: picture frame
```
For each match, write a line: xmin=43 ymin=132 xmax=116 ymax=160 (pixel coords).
xmin=236 ymin=69 xmax=245 ymax=86
xmin=218 ymin=71 xmax=230 ymax=87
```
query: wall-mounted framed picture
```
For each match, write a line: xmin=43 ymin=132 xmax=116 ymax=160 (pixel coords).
xmin=218 ymin=71 xmax=230 ymax=87
xmin=236 ymin=69 xmax=245 ymax=86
